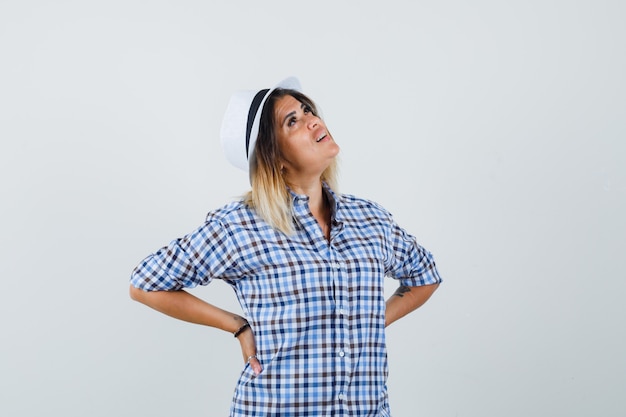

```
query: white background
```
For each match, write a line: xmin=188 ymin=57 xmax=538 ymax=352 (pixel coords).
xmin=1 ymin=1 xmax=624 ymax=416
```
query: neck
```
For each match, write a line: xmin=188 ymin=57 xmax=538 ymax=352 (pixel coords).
xmin=286 ymin=177 xmax=327 ymax=217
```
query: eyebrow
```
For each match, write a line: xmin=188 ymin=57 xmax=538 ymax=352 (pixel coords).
xmin=281 ymin=102 xmax=307 ymax=126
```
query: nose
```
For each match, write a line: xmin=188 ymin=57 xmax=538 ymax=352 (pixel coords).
xmin=306 ymin=114 xmax=320 ymax=129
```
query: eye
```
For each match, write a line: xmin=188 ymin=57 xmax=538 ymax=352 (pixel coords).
xmin=287 ymin=116 xmax=297 ymax=127
xmin=303 ymin=105 xmax=311 ymax=114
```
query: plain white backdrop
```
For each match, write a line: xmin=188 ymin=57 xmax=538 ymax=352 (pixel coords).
xmin=1 ymin=1 xmax=624 ymax=416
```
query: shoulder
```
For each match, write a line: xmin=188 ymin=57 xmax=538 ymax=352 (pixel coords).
xmin=339 ymin=193 xmax=391 ymax=215
xmin=337 ymin=193 xmax=393 ymax=221
xmin=205 ymin=199 xmax=256 ymax=225
xmin=204 ymin=199 xmax=271 ymax=237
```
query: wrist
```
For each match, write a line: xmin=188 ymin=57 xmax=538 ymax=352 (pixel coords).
xmin=233 ymin=321 xmax=250 ymax=338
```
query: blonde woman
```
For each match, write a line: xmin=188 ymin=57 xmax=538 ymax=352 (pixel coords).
xmin=129 ymin=77 xmax=441 ymax=416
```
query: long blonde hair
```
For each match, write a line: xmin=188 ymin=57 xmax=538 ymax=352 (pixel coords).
xmin=243 ymin=89 xmax=339 ymax=235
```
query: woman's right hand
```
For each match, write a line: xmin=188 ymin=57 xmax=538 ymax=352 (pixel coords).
xmin=128 ymin=286 xmax=263 ymax=374
xmin=237 ymin=325 xmax=262 ymax=375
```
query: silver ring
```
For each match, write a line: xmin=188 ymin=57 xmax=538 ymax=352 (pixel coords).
xmin=247 ymin=355 xmax=257 ymax=363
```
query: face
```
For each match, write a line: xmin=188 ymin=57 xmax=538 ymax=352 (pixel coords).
xmin=273 ymin=95 xmax=340 ymax=181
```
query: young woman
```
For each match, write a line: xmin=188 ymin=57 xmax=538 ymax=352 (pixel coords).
xmin=129 ymin=77 xmax=441 ymax=416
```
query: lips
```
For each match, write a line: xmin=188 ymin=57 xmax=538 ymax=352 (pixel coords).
xmin=316 ymin=133 xmax=327 ymax=143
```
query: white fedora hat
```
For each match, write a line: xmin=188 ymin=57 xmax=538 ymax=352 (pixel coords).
xmin=220 ymin=76 xmax=302 ymax=171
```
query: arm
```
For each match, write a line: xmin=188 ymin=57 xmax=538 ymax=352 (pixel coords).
xmin=385 ymin=283 xmax=439 ymax=327
xmin=129 ymin=286 xmax=262 ymax=374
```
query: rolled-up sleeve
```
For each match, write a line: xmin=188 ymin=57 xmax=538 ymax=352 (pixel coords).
xmin=130 ymin=219 xmax=237 ymax=291
xmin=384 ymin=216 xmax=442 ymax=287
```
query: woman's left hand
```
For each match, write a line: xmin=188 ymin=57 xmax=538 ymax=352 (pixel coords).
xmin=237 ymin=325 xmax=262 ymax=375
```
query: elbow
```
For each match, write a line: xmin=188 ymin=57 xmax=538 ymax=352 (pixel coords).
xmin=129 ymin=284 xmax=144 ymax=302
xmin=417 ymin=282 xmax=439 ymax=304
xmin=429 ymin=282 xmax=440 ymax=297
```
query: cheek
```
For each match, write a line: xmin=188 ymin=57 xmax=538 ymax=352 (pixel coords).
xmin=277 ymin=133 xmax=307 ymax=160
xmin=276 ymin=133 xmax=291 ymax=160
xmin=279 ymin=142 xmax=303 ymax=165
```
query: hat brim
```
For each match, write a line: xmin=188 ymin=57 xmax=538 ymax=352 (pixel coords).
xmin=220 ymin=77 xmax=302 ymax=172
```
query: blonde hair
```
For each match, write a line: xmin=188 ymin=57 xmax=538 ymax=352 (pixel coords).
xmin=243 ymin=89 xmax=339 ymax=235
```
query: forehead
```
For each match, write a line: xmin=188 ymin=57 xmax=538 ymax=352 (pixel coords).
xmin=273 ymin=95 xmax=302 ymax=119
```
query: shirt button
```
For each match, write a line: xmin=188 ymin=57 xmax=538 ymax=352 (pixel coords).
xmin=339 ymin=308 xmax=346 ymax=315
xmin=338 ymin=393 xmax=346 ymax=401
xmin=338 ymin=350 xmax=345 ymax=357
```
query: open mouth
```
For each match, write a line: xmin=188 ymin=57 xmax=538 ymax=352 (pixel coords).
xmin=316 ymin=133 xmax=327 ymax=143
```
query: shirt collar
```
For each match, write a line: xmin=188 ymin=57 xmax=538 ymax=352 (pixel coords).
xmin=322 ymin=182 xmax=342 ymax=224
xmin=287 ymin=182 xmax=344 ymax=224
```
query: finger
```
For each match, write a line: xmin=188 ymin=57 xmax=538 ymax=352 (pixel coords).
xmin=249 ymin=357 xmax=262 ymax=375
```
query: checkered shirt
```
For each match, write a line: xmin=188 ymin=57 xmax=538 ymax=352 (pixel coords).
xmin=131 ymin=184 xmax=442 ymax=416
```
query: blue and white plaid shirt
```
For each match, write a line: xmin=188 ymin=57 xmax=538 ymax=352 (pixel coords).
xmin=131 ymin=184 xmax=442 ymax=416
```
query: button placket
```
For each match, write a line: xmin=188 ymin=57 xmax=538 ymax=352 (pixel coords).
xmin=331 ymin=255 xmax=350 ymax=407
